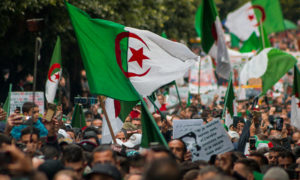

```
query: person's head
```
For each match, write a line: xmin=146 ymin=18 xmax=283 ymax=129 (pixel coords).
xmin=66 ymin=129 xmax=75 ymax=140
xmin=20 ymin=127 xmax=41 ymax=153
xmin=22 ymin=102 xmax=39 ymax=122
xmin=83 ymin=126 xmax=101 ymax=145
xmin=168 ymin=139 xmax=187 ymax=163
xmin=85 ymin=111 xmax=93 ymax=120
xmin=85 ymin=163 xmax=122 ymax=180
xmin=248 ymin=152 xmax=269 ymax=167
xmin=268 ymin=147 xmax=285 ymax=165
xmin=263 ymin=167 xmax=289 ymax=180
xmin=62 ymin=144 xmax=85 ymax=176
xmin=143 ymin=158 xmax=180 ymax=180
xmin=278 ymin=151 xmax=295 ymax=169
xmin=292 ymin=132 xmax=300 ymax=145
xmin=131 ymin=118 xmax=141 ymax=129
xmin=233 ymin=159 xmax=260 ymax=180
xmin=54 ymin=170 xmax=79 ymax=180
xmin=92 ymin=145 xmax=116 ymax=166
xmin=146 ymin=144 xmax=175 ymax=162
xmin=198 ymin=165 xmax=223 ymax=180
xmin=0 ymin=133 xmax=11 ymax=148
xmin=116 ymin=131 xmax=126 ymax=143
xmin=183 ymin=169 xmax=200 ymax=180
xmin=41 ymin=145 xmax=59 ymax=160
xmin=86 ymin=118 xmax=92 ymax=127
xmin=92 ymin=119 xmax=103 ymax=128
xmin=157 ymin=95 xmax=165 ymax=105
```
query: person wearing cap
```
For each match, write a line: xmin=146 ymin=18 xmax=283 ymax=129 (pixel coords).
xmin=85 ymin=163 xmax=122 ymax=180
xmin=122 ymin=122 xmax=139 ymax=139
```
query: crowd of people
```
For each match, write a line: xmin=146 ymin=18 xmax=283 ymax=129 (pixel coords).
xmin=0 ymin=23 xmax=299 ymax=180
xmin=0 ymin=87 xmax=299 ymax=180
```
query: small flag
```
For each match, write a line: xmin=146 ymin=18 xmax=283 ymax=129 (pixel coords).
xmin=71 ymin=104 xmax=86 ymax=129
xmin=45 ymin=36 xmax=62 ymax=103
xmin=240 ymin=48 xmax=297 ymax=96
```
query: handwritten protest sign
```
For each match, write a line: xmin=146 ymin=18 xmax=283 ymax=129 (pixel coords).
xmin=173 ymin=119 xmax=204 ymax=138
xmin=10 ymin=92 xmax=44 ymax=115
xmin=174 ymin=119 xmax=234 ymax=161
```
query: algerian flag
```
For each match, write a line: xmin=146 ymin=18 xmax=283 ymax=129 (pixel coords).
xmin=291 ymin=65 xmax=300 ymax=130
xmin=195 ymin=0 xmax=231 ymax=79
xmin=66 ymin=2 xmax=197 ymax=100
xmin=225 ymin=0 xmax=285 ymax=41
xmin=240 ymin=48 xmax=297 ymax=96
xmin=102 ymin=98 xmax=137 ymax=144
xmin=45 ymin=36 xmax=62 ymax=103
xmin=71 ymin=104 xmax=86 ymax=129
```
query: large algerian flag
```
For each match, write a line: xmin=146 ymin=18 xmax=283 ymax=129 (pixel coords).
xmin=240 ymin=48 xmax=297 ymax=96
xmin=195 ymin=0 xmax=231 ymax=79
xmin=225 ymin=0 xmax=285 ymax=41
xmin=66 ymin=2 xmax=197 ymax=101
xmin=291 ymin=65 xmax=300 ymax=130
xmin=45 ymin=36 xmax=62 ymax=103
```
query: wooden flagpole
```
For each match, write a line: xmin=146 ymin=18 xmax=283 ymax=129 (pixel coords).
xmin=98 ymin=96 xmax=117 ymax=144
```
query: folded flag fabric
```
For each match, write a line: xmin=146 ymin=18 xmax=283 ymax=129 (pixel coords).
xmin=45 ymin=36 xmax=62 ymax=103
xmin=240 ymin=48 xmax=297 ymax=96
xmin=291 ymin=65 xmax=300 ymax=130
xmin=195 ymin=0 xmax=231 ymax=79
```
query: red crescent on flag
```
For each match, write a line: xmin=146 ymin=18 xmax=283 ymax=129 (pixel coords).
xmin=248 ymin=5 xmax=266 ymax=27
xmin=115 ymin=32 xmax=151 ymax=78
xmin=48 ymin=63 xmax=61 ymax=82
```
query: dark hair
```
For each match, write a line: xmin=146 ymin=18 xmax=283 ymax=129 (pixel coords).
xmin=143 ymin=158 xmax=180 ymax=180
xmin=278 ymin=151 xmax=296 ymax=163
xmin=249 ymin=152 xmax=269 ymax=165
xmin=236 ymin=158 xmax=261 ymax=173
xmin=150 ymin=145 xmax=176 ymax=160
xmin=132 ymin=118 xmax=141 ymax=122
xmin=0 ymin=133 xmax=11 ymax=146
xmin=269 ymin=146 xmax=286 ymax=153
xmin=169 ymin=139 xmax=187 ymax=153
xmin=20 ymin=127 xmax=40 ymax=139
xmin=22 ymin=102 xmax=37 ymax=113
xmin=179 ymin=161 xmax=200 ymax=178
xmin=41 ymin=145 xmax=59 ymax=160
xmin=62 ymin=144 xmax=84 ymax=163
xmin=92 ymin=145 xmax=116 ymax=161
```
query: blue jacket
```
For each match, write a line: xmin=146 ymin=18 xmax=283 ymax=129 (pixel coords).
xmin=11 ymin=118 xmax=48 ymax=140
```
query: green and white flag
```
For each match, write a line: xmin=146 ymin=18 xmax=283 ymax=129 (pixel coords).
xmin=195 ymin=0 xmax=231 ymax=79
xmin=71 ymin=104 xmax=86 ymax=129
xmin=291 ymin=65 xmax=300 ymax=130
xmin=224 ymin=74 xmax=235 ymax=117
xmin=240 ymin=48 xmax=297 ymax=96
xmin=45 ymin=36 xmax=62 ymax=103
xmin=225 ymin=0 xmax=285 ymax=41
xmin=66 ymin=2 xmax=198 ymax=101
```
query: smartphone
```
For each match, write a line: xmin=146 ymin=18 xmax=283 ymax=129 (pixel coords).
xmin=249 ymin=137 xmax=256 ymax=151
xmin=276 ymin=117 xmax=284 ymax=131
xmin=45 ymin=103 xmax=56 ymax=122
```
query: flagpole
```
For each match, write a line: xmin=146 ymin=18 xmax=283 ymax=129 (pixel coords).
xmin=98 ymin=96 xmax=117 ymax=144
xmin=198 ymin=57 xmax=202 ymax=96
xmin=173 ymin=81 xmax=182 ymax=108
xmin=260 ymin=19 xmax=265 ymax=49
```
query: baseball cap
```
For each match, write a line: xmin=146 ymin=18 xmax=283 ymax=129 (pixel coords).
xmin=122 ymin=122 xmax=137 ymax=131
xmin=85 ymin=163 xmax=122 ymax=180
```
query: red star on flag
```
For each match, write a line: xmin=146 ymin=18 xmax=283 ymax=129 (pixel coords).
xmin=54 ymin=73 xmax=60 ymax=80
xmin=248 ymin=14 xmax=255 ymax=21
xmin=298 ymin=101 xmax=300 ymax=108
xmin=128 ymin=47 xmax=150 ymax=68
